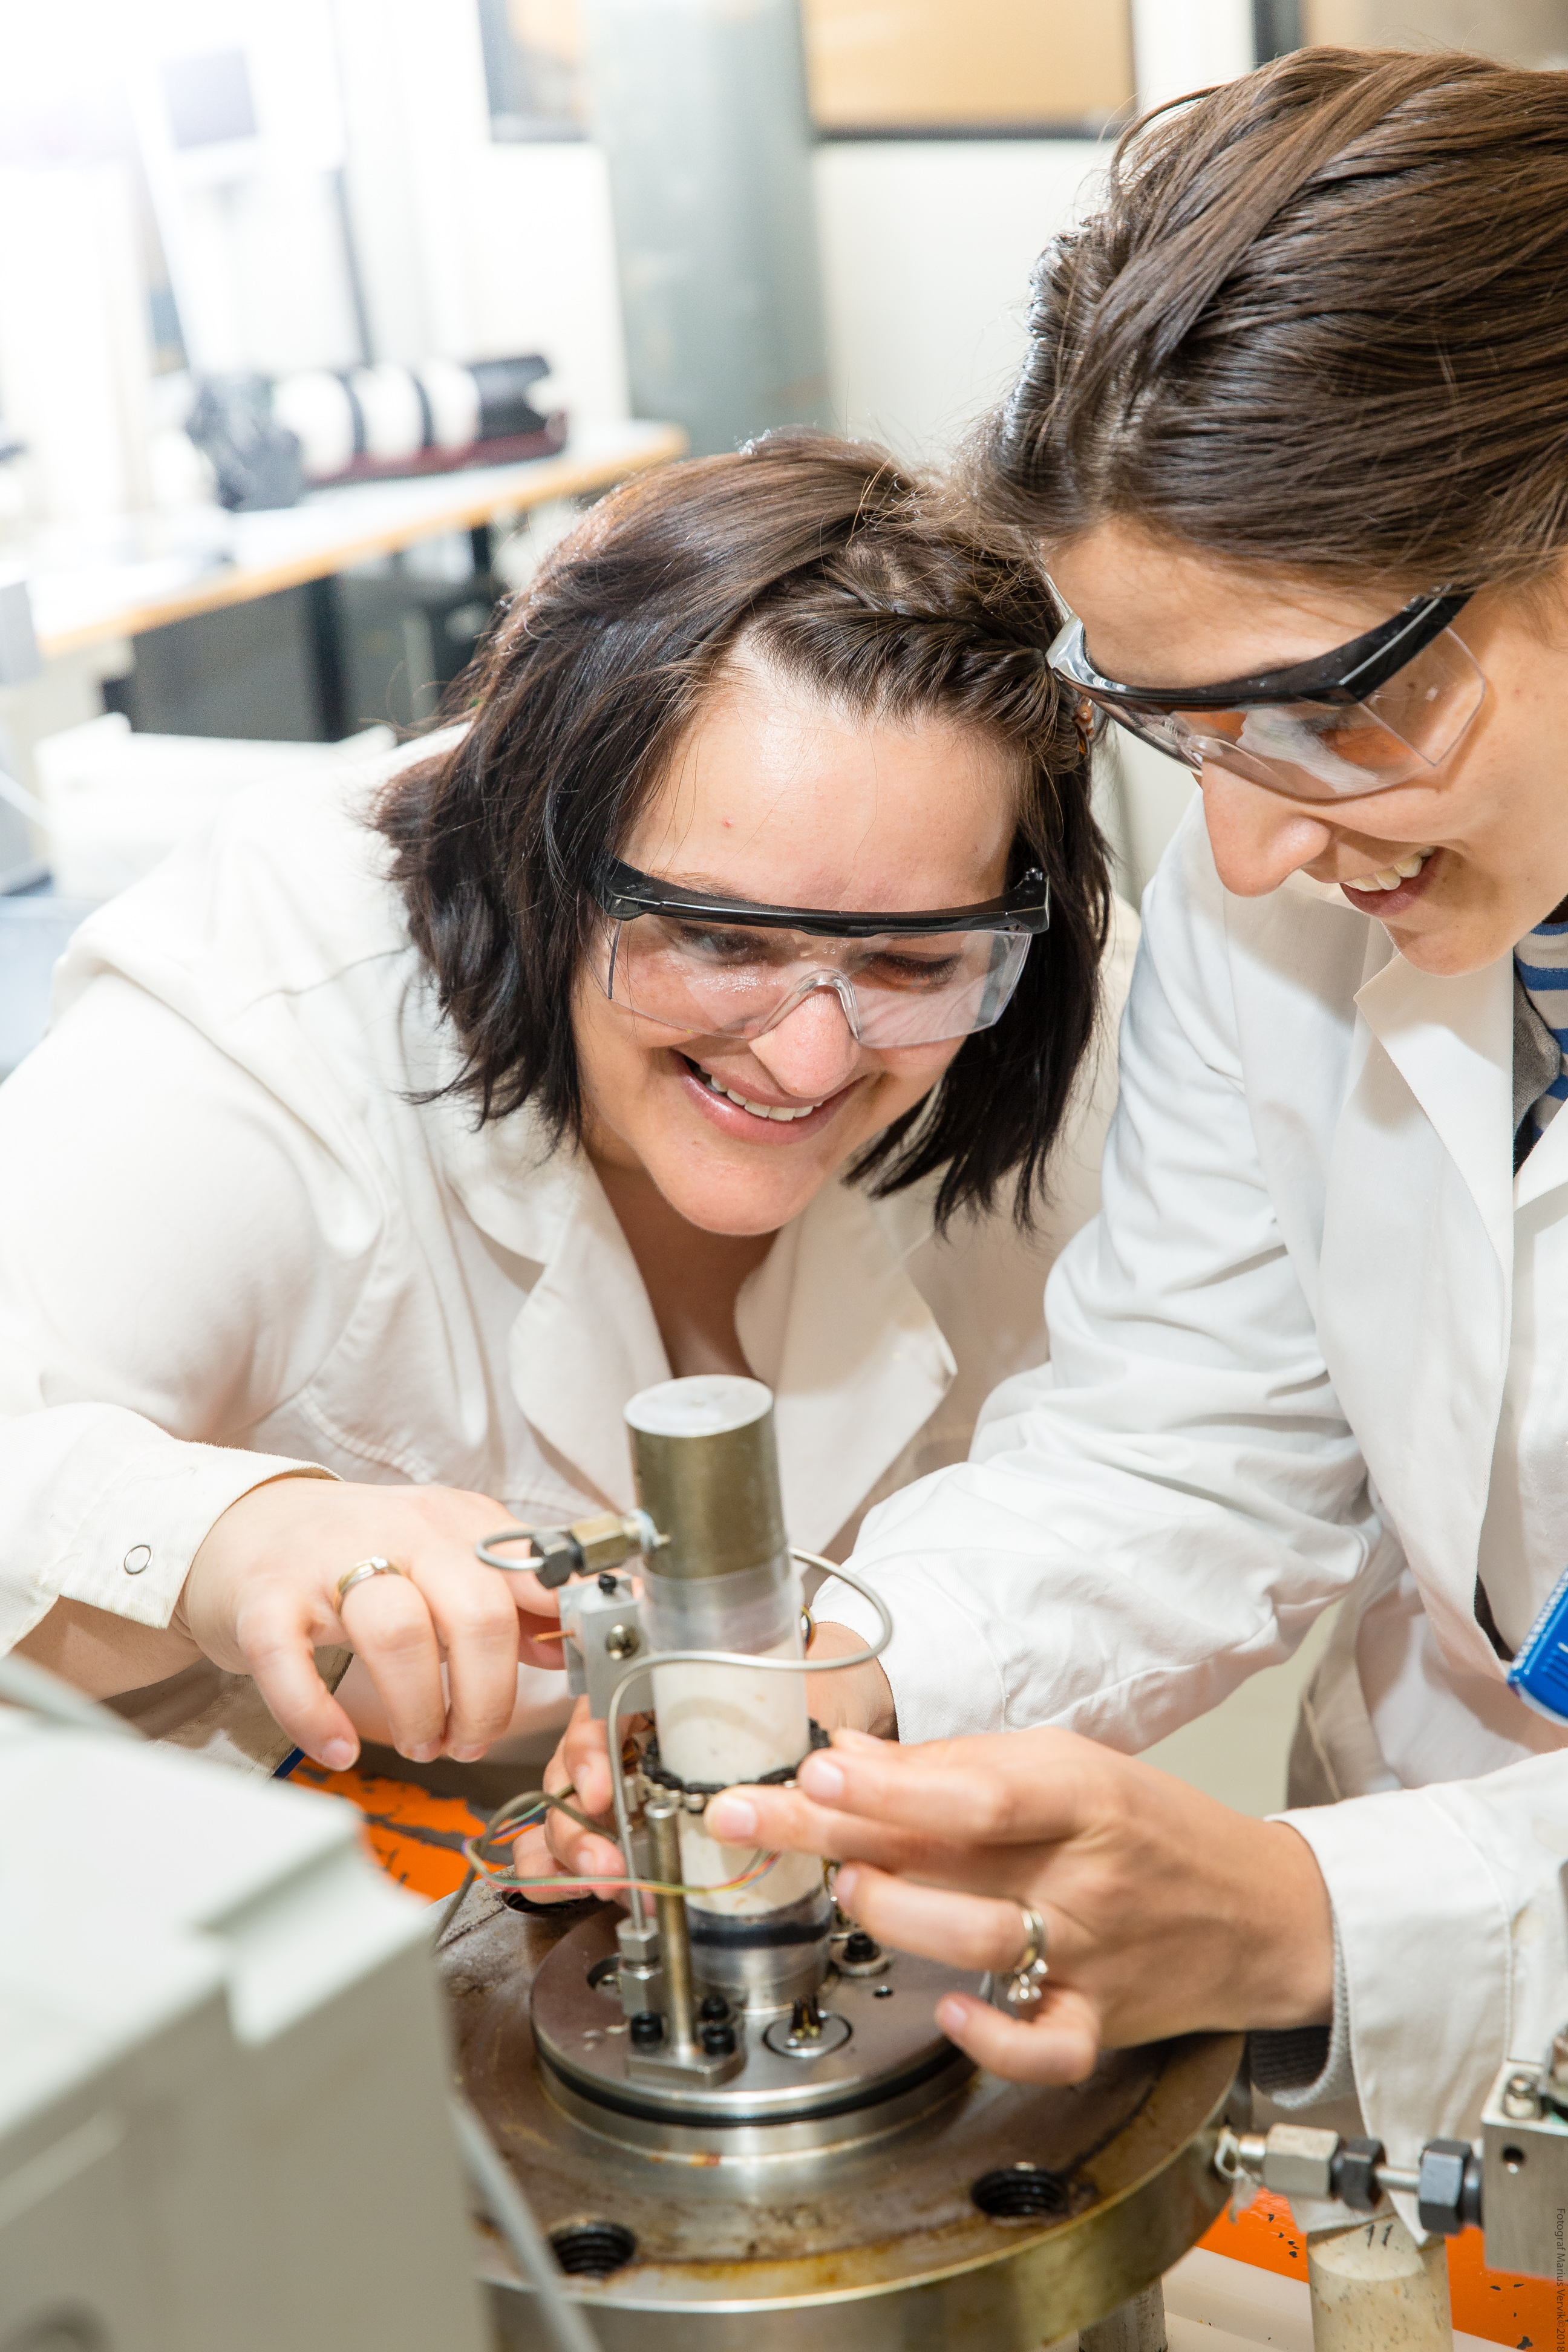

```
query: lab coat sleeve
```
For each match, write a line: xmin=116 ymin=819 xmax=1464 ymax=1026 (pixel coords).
xmin=0 ymin=972 xmax=357 ymax=1648
xmin=1276 ymin=1769 xmax=1564 ymax=2186
xmin=814 ymin=817 xmax=1381 ymax=1749
xmin=0 ymin=1395 xmax=330 ymax=1651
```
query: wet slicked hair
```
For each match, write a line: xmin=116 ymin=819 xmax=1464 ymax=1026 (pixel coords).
xmin=376 ymin=431 xmax=1110 ymax=1230
xmin=982 ymin=46 xmax=1568 ymax=593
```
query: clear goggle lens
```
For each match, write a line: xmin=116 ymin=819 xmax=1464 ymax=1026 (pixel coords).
xmin=597 ymin=913 xmax=1032 ymax=1047
xmin=1096 ymin=626 xmax=1485 ymax=802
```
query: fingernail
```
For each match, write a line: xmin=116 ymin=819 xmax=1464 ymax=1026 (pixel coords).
xmin=936 ymin=1995 xmax=973 ymax=2037
xmin=448 ymin=1743 xmax=486 ymax=1764
xmin=707 ymin=1795 xmax=757 ymax=1840
xmin=835 ymin=1728 xmax=880 ymax=1751
xmin=799 ymin=1755 xmax=844 ymax=1801
xmin=835 ymin=1864 xmax=860 ymax=1906
xmin=408 ymin=1740 xmax=442 ymax=1763
xmin=573 ymin=1844 xmax=606 ymax=1876
xmin=320 ymin=1737 xmax=357 ymax=1771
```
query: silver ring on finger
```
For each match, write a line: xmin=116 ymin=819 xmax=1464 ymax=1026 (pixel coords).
xmin=335 ymin=1556 xmax=408 ymax=1608
xmin=1001 ymin=1902 xmax=1049 ymax=2012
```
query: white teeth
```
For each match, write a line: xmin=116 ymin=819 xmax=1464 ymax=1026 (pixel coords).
xmin=1345 ymin=848 xmax=1435 ymax=894
xmin=697 ymin=1067 xmax=822 ymax=1122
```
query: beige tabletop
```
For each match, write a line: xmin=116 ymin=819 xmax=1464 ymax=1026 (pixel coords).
xmin=29 ymin=420 xmax=687 ymax=661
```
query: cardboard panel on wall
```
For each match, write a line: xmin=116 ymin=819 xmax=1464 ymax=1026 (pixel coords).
xmin=1302 ymin=0 xmax=1568 ymax=61
xmin=802 ymin=0 xmax=1134 ymax=134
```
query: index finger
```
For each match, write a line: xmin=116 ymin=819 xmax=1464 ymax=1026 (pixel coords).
xmin=794 ymin=1726 xmax=1088 ymax=1846
xmin=237 ymin=1594 xmax=361 ymax=1771
xmin=705 ymin=1780 xmax=969 ymax=1878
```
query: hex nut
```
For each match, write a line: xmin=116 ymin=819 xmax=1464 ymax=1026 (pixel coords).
xmin=1417 ymin=2138 xmax=1481 ymax=2235
xmin=1261 ymin=2123 xmax=1340 ymax=2200
xmin=1330 ymin=2136 xmax=1385 ymax=2211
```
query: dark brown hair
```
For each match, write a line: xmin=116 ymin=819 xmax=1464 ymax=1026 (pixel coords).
xmin=982 ymin=46 xmax=1568 ymax=591
xmin=376 ymin=432 xmax=1110 ymax=1229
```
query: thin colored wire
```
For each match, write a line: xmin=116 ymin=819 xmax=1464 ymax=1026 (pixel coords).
xmin=463 ymin=1833 xmax=780 ymax=1901
xmin=462 ymin=1780 xmax=780 ymax=1899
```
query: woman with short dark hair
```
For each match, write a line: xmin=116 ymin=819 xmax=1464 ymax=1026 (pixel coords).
xmin=0 ymin=433 xmax=1129 ymax=1772
xmin=717 ymin=49 xmax=1568 ymax=2183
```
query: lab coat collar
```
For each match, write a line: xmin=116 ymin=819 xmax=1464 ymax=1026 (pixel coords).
xmin=433 ymin=1094 xmax=955 ymax=1535
xmin=1354 ymin=949 xmax=1516 ymax=1268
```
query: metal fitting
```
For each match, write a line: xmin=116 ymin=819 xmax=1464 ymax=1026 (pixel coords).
xmin=475 ymin=1508 xmax=663 ymax=1589
xmin=559 ymin=1575 xmax=648 ymax=1717
xmin=1416 ymin=2138 xmax=1484 ymax=2236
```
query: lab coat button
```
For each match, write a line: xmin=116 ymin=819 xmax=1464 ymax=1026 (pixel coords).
xmin=123 ymin=1544 xmax=152 ymax=1576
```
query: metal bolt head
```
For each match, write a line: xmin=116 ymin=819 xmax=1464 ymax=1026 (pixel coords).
xmin=699 ymin=1993 xmax=730 ymax=2023
xmin=629 ymin=2011 xmax=664 ymax=2047
xmin=844 ymin=1931 xmax=878 ymax=1964
xmin=1503 ymin=2071 xmax=1542 ymax=2121
xmin=699 ymin=2019 xmax=737 ymax=2056
xmin=604 ymin=1622 xmax=641 ymax=1661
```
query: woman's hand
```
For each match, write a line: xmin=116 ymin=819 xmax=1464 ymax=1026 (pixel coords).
xmin=522 ymin=1620 xmax=898 ymax=1895
xmin=704 ymin=1726 xmax=1333 ymax=2083
xmin=177 ymin=1475 xmax=564 ymax=1771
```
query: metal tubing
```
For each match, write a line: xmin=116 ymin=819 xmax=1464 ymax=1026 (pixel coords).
xmin=645 ymin=1788 xmax=697 ymax=2062
xmin=1080 ymin=2282 xmax=1168 ymax=2351
xmin=448 ymin=2096 xmax=602 ymax=2352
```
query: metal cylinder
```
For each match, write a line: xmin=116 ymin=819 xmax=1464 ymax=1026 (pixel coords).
xmin=626 ymin=1377 xmax=829 ymax=2002
xmin=1306 ymin=2213 xmax=1452 ymax=2350
xmin=644 ymin=1788 xmax=697 ymax=2063
xmin=628 ymin=1374 xmax=789 ymax=1587
xmin=1081 ymin=2281 xmax=1168 ymax=2351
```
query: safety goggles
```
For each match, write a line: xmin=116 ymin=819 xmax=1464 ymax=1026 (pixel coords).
xmin=589 ymin=858 xmax=1049 ymax=1048
xmin=1048 ymin=589 xmax=1484 ymax=802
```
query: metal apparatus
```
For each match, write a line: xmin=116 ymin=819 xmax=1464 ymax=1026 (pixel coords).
xmin=1218 ymin=2041 xmax=1568 ymax=2272
xmin=453 ymin=1374 xmax=1245 ymax=2348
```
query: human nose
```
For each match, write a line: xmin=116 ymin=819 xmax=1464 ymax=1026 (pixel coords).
xmin=1199 ymin=766 xmax=1335 ymax=896
xmin=748 ymin=983 xmax=863 ymax=1099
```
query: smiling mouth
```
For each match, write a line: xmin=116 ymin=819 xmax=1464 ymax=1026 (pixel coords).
xmin=683 ymin=1055 xmax=825 ymax=1122
xmin=1341 ymin=846 xmax=1436 ymax=895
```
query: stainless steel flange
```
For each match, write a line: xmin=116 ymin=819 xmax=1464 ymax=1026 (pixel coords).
xmin=443 ymin=1894 xmax=1244 ymax=2352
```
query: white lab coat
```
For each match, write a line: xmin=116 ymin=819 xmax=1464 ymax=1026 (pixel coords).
xmin=818 ymin=796 xmax=1568 ymax=2171
xmin=0 ymin=766 xmax=1134 ymax=1760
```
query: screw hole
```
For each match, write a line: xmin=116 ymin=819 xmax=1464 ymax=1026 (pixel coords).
xmin=1503 ymin=2145 xmax=1527 ymax=2172
xmin=549 ymin=2221 xmax=638 ymax=2278
xmin=971 ymin=2164 xmax=1073 ymax=2221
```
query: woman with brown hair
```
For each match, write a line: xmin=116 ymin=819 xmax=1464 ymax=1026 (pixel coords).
xmin=667 ymin=47 xmax=1568 ymax=2186
xmin=0 ymin=434 xmax=1128 ymax=1772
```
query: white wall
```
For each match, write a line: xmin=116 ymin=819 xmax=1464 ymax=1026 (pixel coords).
xmin=814 ymin=137 xmax=1105 ymax=462
xmin=814 ymin=138 xmax=1200 ymax=896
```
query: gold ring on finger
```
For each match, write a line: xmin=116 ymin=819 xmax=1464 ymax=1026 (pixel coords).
xmin=335 ymin=1556 xmax=408 ymax=1608
xmin=1001 ymin=1902 xmax=1049 ymax=2012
